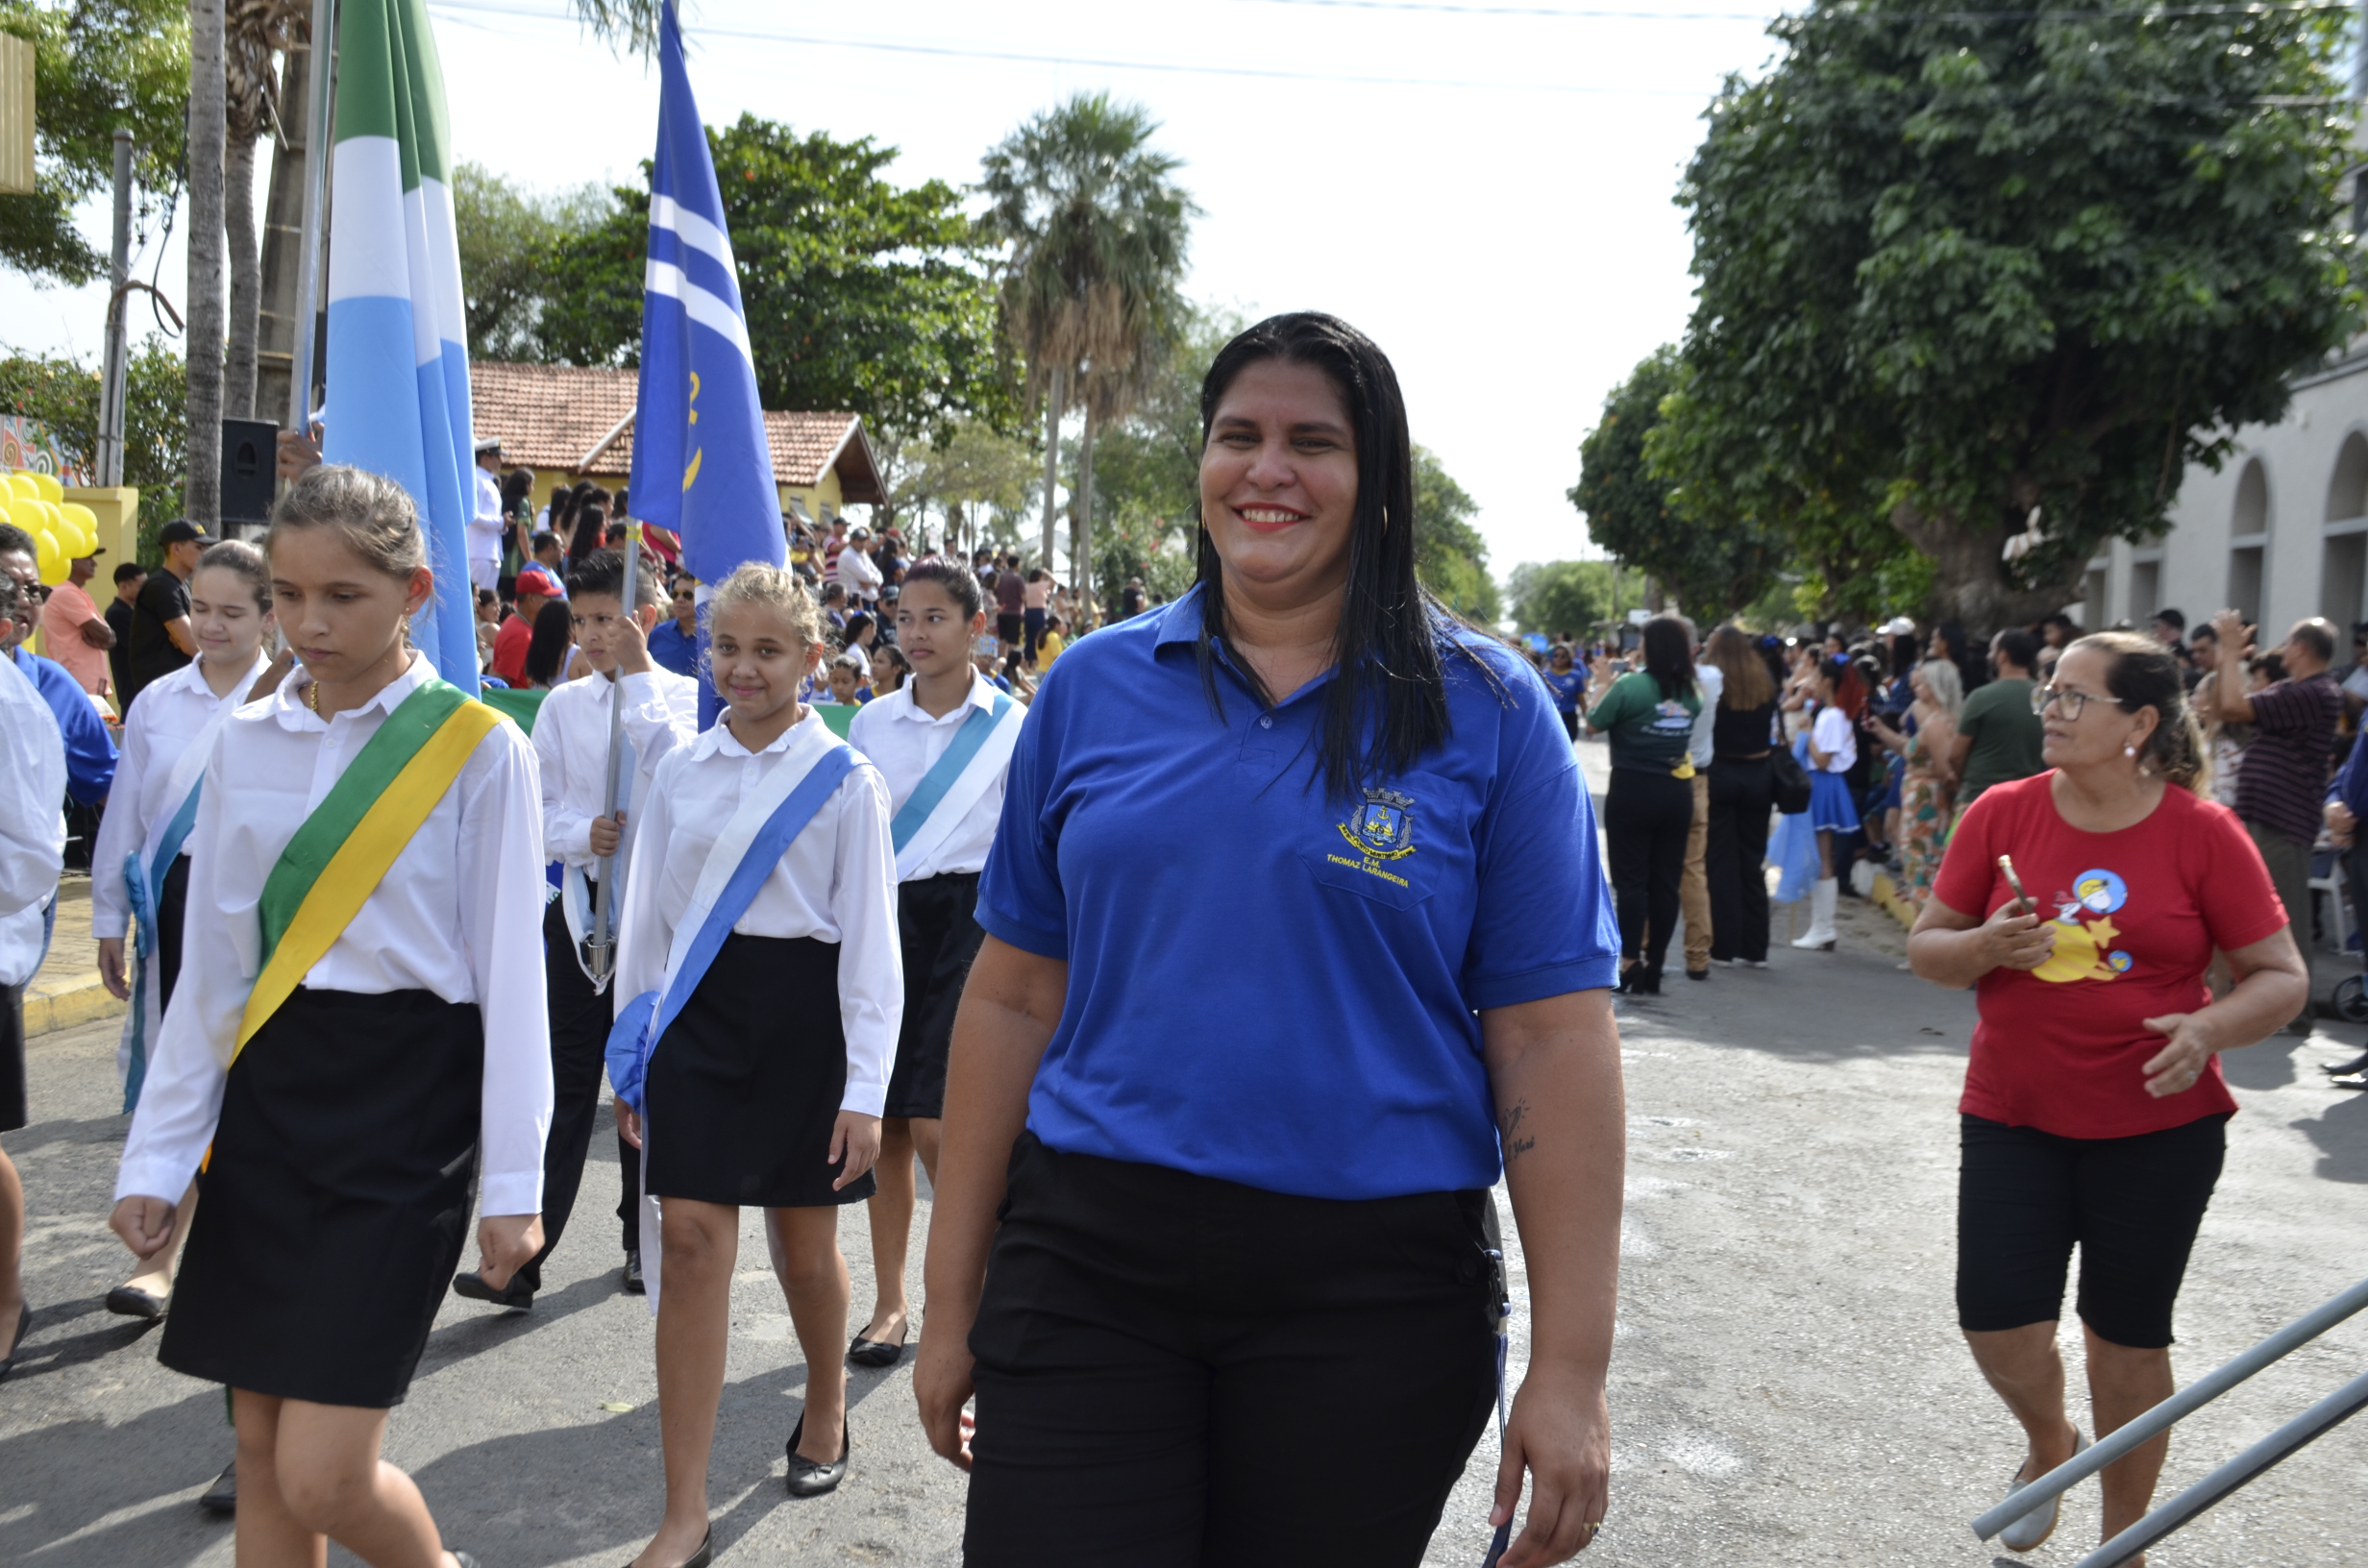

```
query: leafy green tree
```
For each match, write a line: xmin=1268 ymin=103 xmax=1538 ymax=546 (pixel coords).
xmin=2 ymin=335 xmax=188 ymax=550
xmin=1665 ymin=0 xmax=2361 ymax=628
xmin=981 ymin=92 xmax=1196 ymax=601
xmin=1508 ymin=559 xmax=1616 ymax=638
xmin=0 ymin=0 xmax=187 ymax=283
xmin=452 ymin=161 xmax=611 ymax=360
xmin=1410 ymin=444 xmax=1498 ymax=624
xmin=532 ymin=115 xmax=1008 ymax=446
xmin=1574 ymin=346 xmax=1783 ymax=620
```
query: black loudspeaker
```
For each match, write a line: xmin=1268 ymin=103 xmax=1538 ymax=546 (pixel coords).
xmin=220 ymin=418 xmax=279 ymax=525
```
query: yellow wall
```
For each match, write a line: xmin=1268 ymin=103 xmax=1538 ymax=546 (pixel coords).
xmin=63 ymin=486 xmax=141 ymax=566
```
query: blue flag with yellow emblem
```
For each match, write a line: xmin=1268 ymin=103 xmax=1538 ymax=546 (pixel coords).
xmin=629 ymin=0 xmax=783 ymax=725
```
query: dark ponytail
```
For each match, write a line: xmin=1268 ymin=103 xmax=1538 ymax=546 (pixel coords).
xmin=2074 ymin=631 xmax=2208 ymax=794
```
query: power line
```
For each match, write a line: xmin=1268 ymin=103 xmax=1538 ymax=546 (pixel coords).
xmin=422 ymin=1 xmax=1719 ymax=95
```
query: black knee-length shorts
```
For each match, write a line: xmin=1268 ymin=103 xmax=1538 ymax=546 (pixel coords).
xmin=1956 ymin=1112 xmax=2229 ymax=1350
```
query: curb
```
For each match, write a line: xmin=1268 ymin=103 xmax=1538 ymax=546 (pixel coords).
xmin=25 ymin=975 xmax=126 ymax=1039
xmin=1868 ymin=871 xmax=1916 ymax=930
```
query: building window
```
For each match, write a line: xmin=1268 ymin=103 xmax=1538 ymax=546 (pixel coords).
xmin=2329 ymin=432 xmax=2368 ymax=524
xmin=2129 ymin=559 xmax=2160 ymax=628
xmin=2232 ymin=458 xmax=2268 ymax=536
xmin=2228 ymin=545 xmax=2264 ymax=625
xmin=2327 ymin=534 xmax=2367 ymax=632
xmin=2083 ymin=567 xmax=2108 ymax=630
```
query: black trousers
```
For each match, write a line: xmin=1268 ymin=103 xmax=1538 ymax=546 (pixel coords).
xmin=1603 ymin=768 xmax=1694 ymax=979
xmin=156 ymin=853 xmax=191 ymax=1014
xmin=1705 ymin=758 xmax=1773 ymax=963
xmin=520 ymin=895 xmax=641 ymax=1293
xmin=964 ymin=1134 xmax=1498 ymax=1567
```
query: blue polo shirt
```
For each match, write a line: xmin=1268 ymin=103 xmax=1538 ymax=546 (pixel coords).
xmin=647 ymin=618 xmax=700 ymax=678
xmin=978 ymin=586 xmax=1618 ymax=1201
xmin=11 ymin=648 xmax=115 ymax=806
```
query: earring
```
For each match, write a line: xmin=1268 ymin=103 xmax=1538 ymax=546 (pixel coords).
xmin=2124 ymin=743 xmax=2136 ymax=757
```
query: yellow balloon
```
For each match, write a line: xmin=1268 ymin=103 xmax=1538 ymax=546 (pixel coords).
xmin=35 ymin=528 xmax=66 ymax=585
xmin=28 ymin=472 xmax=62 ymax=502
xmin=5 ymin=473 xmax=33 ymax=502
xmin=3 ymin=497 xmax=39 ymax=533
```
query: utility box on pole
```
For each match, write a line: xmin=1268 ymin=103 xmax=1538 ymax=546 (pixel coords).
xmin=0 ymin=33 xmax=34 ymax=196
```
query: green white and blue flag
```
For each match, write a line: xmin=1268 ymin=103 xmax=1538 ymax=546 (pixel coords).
xmin=321 ymin=0 xmax=478 ymax=691
xmin=630 ymin=0 xmax=783 ymax=725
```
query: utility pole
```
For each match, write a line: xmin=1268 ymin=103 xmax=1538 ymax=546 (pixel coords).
xmin=287 ymin=0 xmax=336 ymax=431
xmin=96 ymin=131 xmax=134 ymax=487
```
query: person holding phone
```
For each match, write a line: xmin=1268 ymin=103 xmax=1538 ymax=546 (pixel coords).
xmin=1906 ymin=632 xmax=2306 ymax=1560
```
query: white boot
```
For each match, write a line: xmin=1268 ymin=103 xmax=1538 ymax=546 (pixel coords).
xmin=1792 ymin=877 xmax=1838 ymax=950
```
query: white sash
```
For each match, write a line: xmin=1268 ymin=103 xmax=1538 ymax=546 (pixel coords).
xmin=893 ymin=696 xmax=1024 ymax=882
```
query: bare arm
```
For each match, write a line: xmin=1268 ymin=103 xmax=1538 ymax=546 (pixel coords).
xmin=1907 ymin=892 xmax=2055 ymax=989
xmin=163 ymin=615 xmax=196 ymax=657
xmin=2208 ymin=611 xmax=2257 ymax=723
xmin=2137 ymin=926 xmax=2307 ymax=1096
xmin=915 ymin=935 xmax=1068 ymax=1470
xmin=1482 ymin=988 xmax=1625 ymax=1566
xmin=78 ymin=615 xmax=115 ymax=649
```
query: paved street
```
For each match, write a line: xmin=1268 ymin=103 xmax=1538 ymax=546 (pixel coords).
xmin=6 ymin=855 xmax=2366 ymax=1565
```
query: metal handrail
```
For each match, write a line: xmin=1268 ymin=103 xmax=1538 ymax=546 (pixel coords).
xmin=1969 ymin=1274 xmax=2368 ymax=1543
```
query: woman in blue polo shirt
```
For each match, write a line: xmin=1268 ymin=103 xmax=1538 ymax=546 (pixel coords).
xmin=914 ymin=313 xmax=1625 ymax=1568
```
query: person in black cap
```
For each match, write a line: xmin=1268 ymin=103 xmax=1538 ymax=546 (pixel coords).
xmin=123 ymin=521 xmax=210 ymax=712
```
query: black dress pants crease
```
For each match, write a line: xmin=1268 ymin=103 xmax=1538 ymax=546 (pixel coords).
xmin=1603 ymin=768 xmax=1694 ymax=981
xmin=520 ymin=894 xmax=639 ymax=1294
xmin=962 ymin=1134 xmax=1498 ymax=1568
xmin=1705 ymin=758 xmax=1773 ymax=963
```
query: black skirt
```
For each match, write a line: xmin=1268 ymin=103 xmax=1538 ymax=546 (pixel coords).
xmin=0 ymin=981 xmax=24 ymax=1135
xmin=160 ymin=987 xmax=482 ymax=1408
xmin=643 ymin=933 xmax=876 ymax=1208
xmin=883 ymin=871 xmax=985 ymax=1120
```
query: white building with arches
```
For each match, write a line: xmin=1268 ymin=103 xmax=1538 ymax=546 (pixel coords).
xmin=2087 ymin=342 xmax=2368 ymax=638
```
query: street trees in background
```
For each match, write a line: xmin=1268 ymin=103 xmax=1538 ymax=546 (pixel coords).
xmin=221 ymin=0 xmax=304 ymax=420
xmin=3 ymin=336 xmax=193 ymax=546
xmin=1412 ymin=445 xmax=1498 ymax=624
xmin=517 ymin=116 xmax=1007 ymax=448
xmin=451 ymin=161 xmax=609 ymax=360
xmin=1665 ymin=0 xmax=2360 ymax=629
xmin=1573 ymin=344 xmax=1783 ymax=622
xmin=184 ymin=0 xmax=224 ymax=528
xmin=1508 ymin=560 xmax=1615 ymax=638
xmin=981 ymin=91 xmax=1196 ymax=612
xmin=0 ymin=0 xmax=187 ymax=284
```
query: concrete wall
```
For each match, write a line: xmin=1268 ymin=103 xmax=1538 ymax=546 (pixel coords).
xmin=2086 ymin=345 xmax=2368 ymax=638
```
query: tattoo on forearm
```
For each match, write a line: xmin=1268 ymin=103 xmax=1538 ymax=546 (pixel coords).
xmin=1500 ymin=1097 xmax=1536 ymax=1164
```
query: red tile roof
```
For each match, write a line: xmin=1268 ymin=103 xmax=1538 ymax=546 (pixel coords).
xmin=468 ymin=360 xmax=881 ymax=502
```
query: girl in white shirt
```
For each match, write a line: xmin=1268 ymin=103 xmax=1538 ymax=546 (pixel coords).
xmin=1793 ymin=655 xmax=1865 ymax=952
xmin=108 ymin=466 xmax=551 ymax=1568
xmin=844 ymin=558 xmax=1023 ymax=1370
xmin=89 ymin=540 xmax=275 ymax=1318
xmin=611 ymin=563 xmax=900 ymax=1564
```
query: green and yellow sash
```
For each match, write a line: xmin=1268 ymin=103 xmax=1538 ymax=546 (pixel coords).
xmin=233 ymin=678 xmax=504 ymax=1061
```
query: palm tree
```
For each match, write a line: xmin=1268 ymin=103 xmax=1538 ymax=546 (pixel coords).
xmin=223 ymin=0 xmax=304 ymax=421
xmin=980 ymin=93 xmax=1195 ymax=623
xmin=186 ymin=0 xmax=226 ymax=527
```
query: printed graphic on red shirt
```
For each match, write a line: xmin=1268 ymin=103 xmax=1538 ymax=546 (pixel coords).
xmin=2031 ymin=867 xmax=2134 ymax=984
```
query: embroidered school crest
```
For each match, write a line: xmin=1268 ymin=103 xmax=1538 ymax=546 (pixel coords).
xmin=1340 ymin=787 xmax=1417 ymax=860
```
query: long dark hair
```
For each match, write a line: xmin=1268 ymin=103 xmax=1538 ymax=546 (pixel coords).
xmin=1193 ymin=311 xmax=1495 ymax=799
xmin=525 ymin=597 xmax=574 ymax=687
xmin=1640 ymin=615 xmax=1695 ymax=702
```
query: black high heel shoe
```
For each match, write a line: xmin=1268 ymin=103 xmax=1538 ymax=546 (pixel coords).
xmin=785 ymin=1412 xmax=851 ymax=1497
xmin=0 ymin=1301 xmax=30 ymax=1381
xmin=616 ymin=1529 xmax=709 ymax=1568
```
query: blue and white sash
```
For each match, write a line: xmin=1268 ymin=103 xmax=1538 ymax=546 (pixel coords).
xmin=117 ymin=698 xmax=239 ymax=1112
xmin=888 ymin=687 xmax=1022 ymax=882
xmin=604 ymin=731 xmax=858 ymax=1310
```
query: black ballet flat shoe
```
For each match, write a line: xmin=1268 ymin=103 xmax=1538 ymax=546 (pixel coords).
xmin=1685 ymin=968 xmax=1711 ymax=982
xmin=197 ymin=1458 xmax=236 ymax=1516
xmin=620 ymin=1531 xmax=710 ymax=1568
xmin=451 ymin=1271 xmax=534 ymax=1311
xmin=0 ymin=1301 xmax=30 ymax=1381
xmin=785 ymin=1412 xmax=851 ymax=1497
xmin=622 ymin=1252 xmax=645 ymax=1295
xmin=847 ymin=1328 xmax=906 ymax=1368
xmin=2323 ymin=1049 xmax=2368 ymax=1077
xmin=106 ymin=1285 xmax=168 ymax=1320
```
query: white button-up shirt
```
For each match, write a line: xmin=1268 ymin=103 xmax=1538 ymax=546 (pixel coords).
xmin=836 ymin=544 xmax=883 ymax=601
xmin=89 ymin=649 xmax=271 ymax=940
xmin=532 ymin=666 xmax=699 ymax=870
xmin=614 ymin=709 xmax=901 ymax=1116
xmin=0 ymin=653 xmax=64 ymax=988
xmin=115 ymin=656 xmax=554 ymax=1215
xmin=469 ymin=465 xmax=505 ymax=564
xmin=847 ymin=670 xmax=1014 ymax=879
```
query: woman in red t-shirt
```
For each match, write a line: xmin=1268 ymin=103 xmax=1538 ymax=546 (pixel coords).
xmin=1907 ymin=632 xmax=2306 ymax=1559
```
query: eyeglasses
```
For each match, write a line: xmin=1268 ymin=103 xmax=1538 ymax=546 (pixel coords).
xmin=2032 ymin=682 xmax=2114 ymax=720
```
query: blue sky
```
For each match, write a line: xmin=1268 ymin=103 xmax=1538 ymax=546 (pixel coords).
xmin=2 ymin=0 xmax=1788 ymax=580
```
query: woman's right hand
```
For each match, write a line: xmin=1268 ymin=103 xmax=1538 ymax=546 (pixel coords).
xmin=613 ymin=1099 xmax=643 ymax=1150
xmin=914 ymin=1325 xmax=979 ymax=1471
xmin=111 ymin=1195 xmax=177 ymax=1261
xmin=1977 ymin=897 xmax=2056 ymax=972
xmin=97 ymin=937 xmax=129 ymax=1001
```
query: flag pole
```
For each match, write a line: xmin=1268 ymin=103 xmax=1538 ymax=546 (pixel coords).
xmin=586 ymin=522 xmax=640 ymax=986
